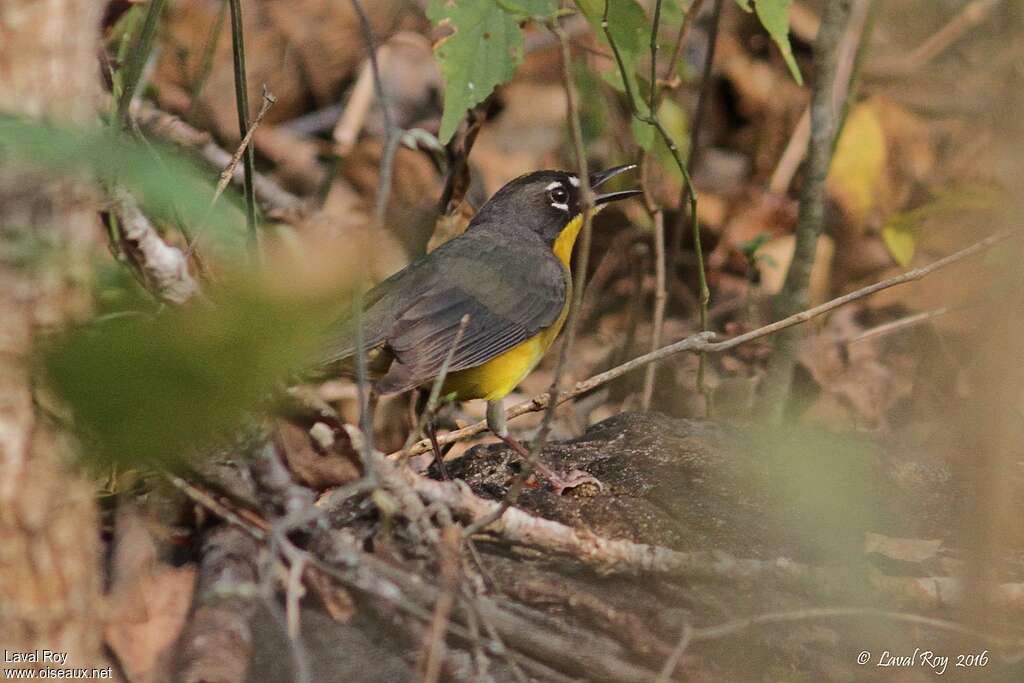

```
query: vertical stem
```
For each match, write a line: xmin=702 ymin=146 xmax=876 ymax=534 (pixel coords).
xmin=115 ymin=0 xmax=167 ymax=132
xmin=642 ymin=0 xmax=666 ymax=411
xmin=641 ymin=210 xmax=667 ymax=410
xmin=683 ymin=0 xmax=723 ymax=414
xmin=602 ymin=0 xmax=710 ymax=409
xmin=227 ymin=0 xmax=259 ymax=253
xmin=758 ymin=0 xmax=854 ymax=421
xmin=349 ymin=0 xmax=400 ymax=226
xmin=533 ymin=24 xmax=594 ymax=457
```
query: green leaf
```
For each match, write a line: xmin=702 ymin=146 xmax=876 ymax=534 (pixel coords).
xmin=733 ymin=0 xmax=753 ymax=11
xmin=429 ymin=1 xmax=533 ymax=144
xmin=575 ymin=0 xmax=651 ymax=116
xmin=754 ymin=0 xmax=803 ymax=85
xmin=41 ymin=281 xmax=343 ymax=468
xmin=652 ymin=98 xmax=689 ymax=179
xmin=0 ymin=116 xmax=247 ymax=254
xmin=659 ymin=0 xmax=685 ymax=27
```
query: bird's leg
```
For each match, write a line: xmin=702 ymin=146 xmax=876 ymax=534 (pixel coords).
xmin=486 ymin=401 xmax=603 ymax=495
xmin=425 ymin=418 xmax=450 ymax=479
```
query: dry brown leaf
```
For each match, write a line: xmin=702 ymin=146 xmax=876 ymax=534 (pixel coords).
xmin=275 ymin=420 xmax=361 ymax=490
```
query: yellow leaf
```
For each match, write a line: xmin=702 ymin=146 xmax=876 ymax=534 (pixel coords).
xmin=882 ymin=218 xmax=916 ymax=266
xmin=828 ymin=101 xmax=887 ymax=227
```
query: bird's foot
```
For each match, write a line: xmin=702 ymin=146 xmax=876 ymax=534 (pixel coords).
xmin=497 ymin=432 xmax=603 ymax=495
xmin=534 ymin=463 xmax=605 ymax=496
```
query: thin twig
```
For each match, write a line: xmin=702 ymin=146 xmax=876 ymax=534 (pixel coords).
xmin=399 ymin=314 xmax=471 ymax=463
xmin=464 ymin=25 xmax=596 ymax=534
xmin=393 ymin=228 xmax=1019 ymax=457
xmin=212 ymin=87 xmax=276 ymax=208
xmin=227 ymin=0 xmax=259 ymax=252
xmin=668 ymin=0 xmax=721 ymax=372
xmin=418 ymin=526 xmax=461 ymax=683
xmin=846 ymin=306 xmax=950 ymax=344
xmin=639 ymin=2 xmax=664 ymax=412
xmin=332 ymin=58 xmax=377 ymax=156
xmin=660 ymin=0 xmax=707 ymax=87
xmin=182 ymin=88 xmax=275 ymax=260
xmin=684 ymin=0 xmax=723 ymax=173
xmin=901 ymin=0 xmax=1000 ymax=71
xmin=349 ymin=0 xmax=401 ymax=225
xmin=165 ymin=474 xmax=267 ymax=540
xmin=132 ymin=101 xmax=304 ymax=218
xmin=657 ymin=622 xmax=692 ymax=682
xmin=602 ymin=0 xmax=710 ymax=403
xmin=641 ymin=183 xmax=667 ymax=410
xmin=535 ymin=25 xmax=595 ymax=455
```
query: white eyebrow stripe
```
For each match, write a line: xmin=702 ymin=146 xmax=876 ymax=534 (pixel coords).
xmin=545 ymin=181 xmax=563 ymax=191
xmin=568 ymin=176 xmax=580 ymax=187
xmin=551 ymin=202 xmax=569 ymax=212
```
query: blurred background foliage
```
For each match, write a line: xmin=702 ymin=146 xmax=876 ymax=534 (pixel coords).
xmin=2 ymin=0 xmax=1023 ymax=677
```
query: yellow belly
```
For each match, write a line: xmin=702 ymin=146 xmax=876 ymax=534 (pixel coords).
xmin=440 ymin=209 xmax=592 ymax=402
xmin=442 ymin=303 xmax=568 ymax=401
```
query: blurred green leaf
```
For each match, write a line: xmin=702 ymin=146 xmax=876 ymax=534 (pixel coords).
xmin=744 ymin=426 xmax=880 ymax=562
xmin=733 ymin=0 xmax=752 ymax=11
xmin=754 ymin=0 xmax=803 ymax=85
xmin=106 ymin=4 xmax=146 ymax=104
xmin=41 ymin=282 xmax=343 ymax=468
xmin=0 ymin=116 xmax=247 ymax=254
xmin=429 ymin=1 xmax=545 ymax=144
xmin=574 ymin=61 xmax=609 ymax=146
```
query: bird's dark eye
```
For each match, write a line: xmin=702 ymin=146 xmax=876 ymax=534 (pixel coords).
xmin=548 ymin=186 xmax=569 ymax=205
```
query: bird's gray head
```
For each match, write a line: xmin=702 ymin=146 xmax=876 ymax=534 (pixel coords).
xmin=468 ymin=165 xmax=641 ymax=245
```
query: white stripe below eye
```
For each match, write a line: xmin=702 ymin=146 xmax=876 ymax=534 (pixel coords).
xmin=551 ymin=202 xmax=569 ymax=212
xmin=545 ymin=181 xmax=563 ymax=191
xmin=568 ymin=176 xmax=580 ymax=187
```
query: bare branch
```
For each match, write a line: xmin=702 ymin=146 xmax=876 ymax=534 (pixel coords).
xmin=212 ymin=87 xmax=276 ymax=209
xmin=226 ymin=0 xmax=260 ymax=252
xmin=395 ymin=228 xmax=1019 ymax=457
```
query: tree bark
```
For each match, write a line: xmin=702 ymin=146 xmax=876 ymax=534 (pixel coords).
xmin=0 ymin=0 xmax=104 ymax=671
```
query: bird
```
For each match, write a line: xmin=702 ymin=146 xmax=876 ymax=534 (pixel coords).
xmin=321 ymin=164 xmax=641 ymax=492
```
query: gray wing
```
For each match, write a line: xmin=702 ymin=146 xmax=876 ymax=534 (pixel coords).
xmin=322 ymin=232 xmax=567 ymax=394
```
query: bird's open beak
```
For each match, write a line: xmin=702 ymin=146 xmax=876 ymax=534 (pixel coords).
xmin=589 ymin=163 xmax=643 ymax=205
